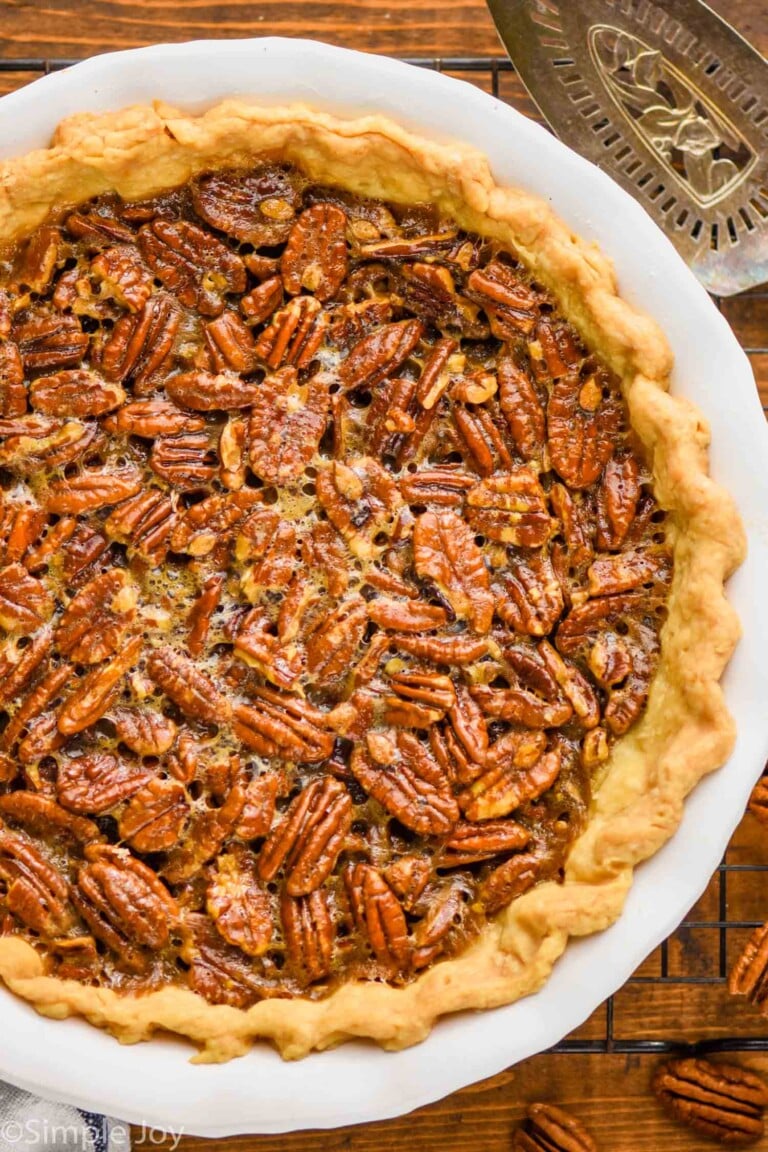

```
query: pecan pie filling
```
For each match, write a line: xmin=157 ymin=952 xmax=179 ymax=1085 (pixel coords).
xmin=0 ymin=162 xmax=672 ymax=1006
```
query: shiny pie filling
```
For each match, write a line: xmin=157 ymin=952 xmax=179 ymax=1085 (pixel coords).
xmin=0 ymin=163 xmax=671 ymax=1004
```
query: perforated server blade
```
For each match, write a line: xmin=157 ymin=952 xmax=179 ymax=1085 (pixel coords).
xmin=486 ymin=0 xmax=768 ymax=294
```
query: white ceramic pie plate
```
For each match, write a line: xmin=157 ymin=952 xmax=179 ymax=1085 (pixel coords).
xmin=0 ymin=36 xmax=766 ymax=1137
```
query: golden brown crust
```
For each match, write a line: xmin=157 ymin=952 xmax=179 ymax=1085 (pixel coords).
xmin=0 ymin=101 xmax=745 ymax=1061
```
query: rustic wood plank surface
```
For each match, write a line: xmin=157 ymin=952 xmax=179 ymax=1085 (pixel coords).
xmin=0 ymin=2 xmax=766 ymax=1149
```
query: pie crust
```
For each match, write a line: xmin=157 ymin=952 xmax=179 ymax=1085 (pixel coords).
xmin=0 ymin=100 xmax=745 ymax=1062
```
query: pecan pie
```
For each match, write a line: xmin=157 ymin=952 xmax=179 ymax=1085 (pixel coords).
xmin=0 ymin=103 xmax=743 ymax=1061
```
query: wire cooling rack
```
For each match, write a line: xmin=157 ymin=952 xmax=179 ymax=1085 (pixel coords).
xmin=0 ymin=51 xmax=766 ymax=1058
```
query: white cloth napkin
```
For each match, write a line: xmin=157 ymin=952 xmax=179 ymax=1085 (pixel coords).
xmin=0 ymin=1085 xmax=130 ymax=1152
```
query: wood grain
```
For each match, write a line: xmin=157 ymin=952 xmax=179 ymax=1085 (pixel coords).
xmin=1 ymin=3 xmax=766 ymax=1150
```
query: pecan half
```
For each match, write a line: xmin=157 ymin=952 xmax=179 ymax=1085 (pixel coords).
xmin=351 ymin=730 xmax=459 ymax=836
xmin=498 ymin=357 xmax=546 ymax=461
xmin=170 ymin=489 xmax=260 ymax=558
xmin=399 ymin=465 xmax=474 ymax=508
xmin=496 ymin=551 xmax=564 ymax=636
xmin=548 ymin=373 xmax=621 ymax=489
xmin=596 ymin=454 xmax=640 ymax=550
xmin=249 ymin=368 xmax=330 ymax=484
xmin=150 ymin=430 xmax=219 ymax=489
xmin=14 ymin=313 xmax=89 ymax=372
xmin=47 ymin=467 xmax=142 ymax=515
xmin=391 ymin=633 xmax=489 ymax=665
xmin=91 ymin=245 xmax=154 ymax=312
xmin=466 ymin=261 xmax=538 ymax=338
xmin=457 ymin=736 xmax=556 ymax=820
xmin=29 ymin=370 xmax=125 ymax=418
xmin=56 ymin=752 xmax=149 ymax=815
xmin=0 ymin=827 xmax=73 ymax=936
xmin=207 ymin=849 xmax=272 ymax=957
xmin=0 ymin=792 xmax=101 ymax=844
xmin=147 ymin=647 xmax=230 ymax=727
xmin=166 ymin=370 xmax=262 ymax=412
xmin=118 ymin=778 xmax=189 ymax=853
xmin=281 ymin=203 xmax=348 ymax=302
xmin=512 ymin=1103 xmax=597 ymax=1152
xmin=257 ymin=776 xmax=352 ymax=896
xmin=480 ymin=851 xmax=543 ymax=914
xmin=55 ymin=569 xmax=136 ymax=664
xmin=101 ymin=294 xmax=180 ymax=386
xmin=111 ymin=707 xmax=177 ymax=757
xmin=0 ymin=342 xmax=26 ymax=417
xmin=729 ymin=921 xmax=768 ymax=1007
xmin=282 ymin=888 xmax=334 ymax=984
xmin=104 ymin=489 xmax=178 ymax=563
xmin=413 ymin=509 xmax=493 ymax=633
xmin=238 ymin=510 xmax=297 ymax=594
xmin=0 ymin=563 xmax=52 ymax=633
xmin=305 ymin=595 xmax=367 ymax=688
xmin=58 ymin=635 xmax=143 ymax=735
xmin=466 ymin=471 xmax=551 ymax=547
xmin=232 ymin=688 xmax=334 ymax=762
xmin=192 ymin=167 xmax=300 ymax=246
xmin=339 ymin=319 xmax=423 ymax=392
xmin=73 ymin=844 xmax=179 ymax=972
xmin=317 ymin=457 xmax=404 ymax=560
xmin=443 ymin=819 xmax=529 ymax=866
xmin=653 ymin=1058 xmax=768 ymax=1146
xmin=138 ymin=219 xmax=246 ymax=316
xmin=254 ymin=296 xmax=328 ymax=369
xmin=367 ymin=598 xmax=447 ymax=632
xmin=204 ymin=311 xmax=259 ymax=374
xmin=345 ymin=861 xmax=411 ymax=970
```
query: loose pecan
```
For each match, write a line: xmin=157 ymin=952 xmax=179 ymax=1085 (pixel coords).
xmin=232 ymin=687 xmax=334 ymax=762
xmin=748 ymin=776 xmax=768 ymax=826
xmin=29 ymin=369 xmax=125 ymax=418
xmin=548 ymin=373 xmax=621 ymax=489
xmin=302 ymin=594 xmax=365 ymax=684
xmin=207 ymin=849 xmax=272 ymax=957
xmin=498 ymin=357 xmax=546 ymax=461
xmin=339 ymin=319 xmax=423 ymax=392
xmin=101 ymin=294 xmax=180 ymax=386
xmin=56 ymin=635 xmax=141 ymax=736
xmin=91 ymin=245 xmax=154 ymax=312
xmin=257 ymin=776 xmax=352 ymax=896
xmin=138 ymin=218 xmax=246 ymax=316
xmin=413 ymin=509 xmax=493 ymax=633
xmin=653 ymin=1058 xmax=768 ymax=1146
xmin=254 ymin=296 xmax=328 ymax=369
xmin=14 ymin=313 xmax=89 ymax=372
xmin=345 ymin=861 xmax=411 ymax=970
xmin=0 ymin=563 xmax=52 ymax=634
xmin=56 ymin=752 xmax=149 ymax=815
xmin=249 ymin=368 xmax=330 ymax=484
xmin=47 ymin=466 xmax=142 ymax=515
xmin=512 ymin=1103 xmax=597 ymax=1152
xmin=55 ymin=569 xmax=136 ymax=664
xmin=351 ymin=730 xmax=458 ymax=836
xmin=466 ymin=471 xmax=551 ymax=547
xmin=192 ymin=166 xmax=299 ymax=246
xmin=317 ymin=457 xmax=404 ymax=560
xmin=729 ymin=921 xmax=768 ymax=1007
xmin=282 ymin=888 xmax=334 ymax=984
xmin=0 ymin=827 xmax=73 ymax=936
xmin=73 ymin=844 xmax=179 ymax=971
xmin=147 ymin=646 xmax=230 ymax=727
xmin=281 ymin=203 xmax=348 ymax=302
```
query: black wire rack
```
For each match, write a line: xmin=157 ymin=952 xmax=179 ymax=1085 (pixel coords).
xmin=0 ymin=51 xmax=766 ymax=1059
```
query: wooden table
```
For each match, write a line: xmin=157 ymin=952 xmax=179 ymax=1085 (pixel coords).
xmin=1 ymin=2 xmax=766 ymax=1148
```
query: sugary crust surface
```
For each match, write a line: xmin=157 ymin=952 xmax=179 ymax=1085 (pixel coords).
xmin=0 ymin=100 xmax=745 ymax=1061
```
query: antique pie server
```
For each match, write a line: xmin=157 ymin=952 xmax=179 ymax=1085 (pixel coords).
xmin=485 ymin=0 xmax=768 ymax=295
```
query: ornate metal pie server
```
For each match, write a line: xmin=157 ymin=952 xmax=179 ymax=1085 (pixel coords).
xmin=485 ymin=0 xmax=768 ymax=294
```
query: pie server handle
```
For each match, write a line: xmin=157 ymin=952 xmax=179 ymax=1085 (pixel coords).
xmin=484 ymin=0 xmax=768 ymax=295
